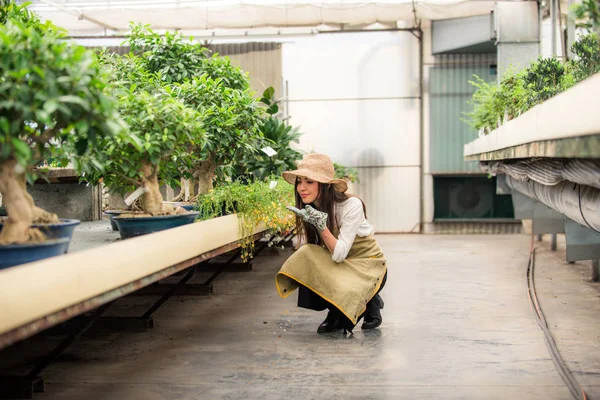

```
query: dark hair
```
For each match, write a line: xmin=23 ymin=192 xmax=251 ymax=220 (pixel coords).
xmin=294 ymin=180 xmax=367 ymax=245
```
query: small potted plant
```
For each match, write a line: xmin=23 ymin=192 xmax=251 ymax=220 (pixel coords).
xmin=0 ymin=3 xmax=122 ymax=268
xmin=238 ymin=87 xmax=304 ymax=182
xmin=334 ymin=162 xmax=360 ymax=194
xmin=196 ymin=178 xmax=296 ymax=261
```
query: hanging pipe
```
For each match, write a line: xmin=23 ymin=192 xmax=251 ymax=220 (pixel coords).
xmin=506 ymin=175 xmax=600 ymax=233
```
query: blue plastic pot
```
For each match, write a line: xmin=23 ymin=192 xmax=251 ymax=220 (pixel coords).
xmin=113 ymin=212 xmax=200 ymax=240
xmin=0 ymin=219 xmax=79 ymax=244
xmin=104 ymin=210 xmax=123 ymax=231
xmin=34 ymin=219 xmax=80 ymax=240
xmin=0 ymin=238 xmax=70 ymax=270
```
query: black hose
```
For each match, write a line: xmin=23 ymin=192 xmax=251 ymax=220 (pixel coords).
xmin=526 ymin=236 xmax=588 ymax=400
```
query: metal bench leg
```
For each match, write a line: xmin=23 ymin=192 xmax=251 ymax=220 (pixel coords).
xmin=0 ymin=303 xmax=112 ymax=399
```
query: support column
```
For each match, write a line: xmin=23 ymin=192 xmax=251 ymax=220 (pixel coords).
xmin=564 ymin=217 xmax=600 ymax=282
xmin=495 ymin=2 xmax=540 ymax=80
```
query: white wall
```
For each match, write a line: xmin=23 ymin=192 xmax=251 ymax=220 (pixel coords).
xmin=283 ymin=31 xmax=421 ymax=232
xmin=540 ymin=16 xmax=567 ymax=59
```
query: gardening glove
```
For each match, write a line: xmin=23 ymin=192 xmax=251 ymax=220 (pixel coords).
xmin=286 ymin=205 xmax=328 ymax=232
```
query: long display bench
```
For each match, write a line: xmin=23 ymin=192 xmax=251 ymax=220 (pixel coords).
xmin=0 ymin=214 xmax=265 ymax=350
xmin=464 ymin=74 xmax=600 ymax=161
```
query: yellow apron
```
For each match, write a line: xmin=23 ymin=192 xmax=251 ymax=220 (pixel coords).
xmin=276 ymin=235 xmax=387 ymax=325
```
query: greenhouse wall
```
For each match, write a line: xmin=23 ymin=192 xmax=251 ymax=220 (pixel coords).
xmin=282 ymin=30 xmax=422 ymax=233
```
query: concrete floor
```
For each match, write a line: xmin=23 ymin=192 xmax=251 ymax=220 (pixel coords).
xmin=4 ymin=224 xmax=600 ymax=399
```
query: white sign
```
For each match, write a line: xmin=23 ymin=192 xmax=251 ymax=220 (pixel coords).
xmin=261 ymin=146 xmax=277 ymax=157
xmin=124 ymin=186 xmax=149 ymax=206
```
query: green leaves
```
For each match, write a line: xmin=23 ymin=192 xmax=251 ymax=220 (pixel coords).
xmin=127 ymin=23 xmax=209 ymax=85
xmin=0 ymin=2 xmax=122 ymax=179
xmin=465 ymin=33 xmax=599 ymax=134
xmin=571 ymin=0 xmax=600 ymax=31
xmin=93 ymin=52 xmax=205 ymax=193
xmin=195 ymin=177 xmax=296 ymax=260
xmin=571 ymin=33 xmax=600 ymax=81
xmin=240 ymin=115 xmax=304 ymax=182
xmin=11 ymin=138 xmax=31 ymax=165
xmin=121 ymin=25 xmax=264 ymax=176
xmin=260 ymin=86 xmax=280 ymax=116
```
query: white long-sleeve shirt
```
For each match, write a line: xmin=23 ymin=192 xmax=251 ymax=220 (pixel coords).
xmin=331 ymin=197 xmax=374 ymax=263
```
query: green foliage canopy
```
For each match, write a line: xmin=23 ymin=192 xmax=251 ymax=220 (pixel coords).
xmin=0 ymin=2 xmax=123 ymax=180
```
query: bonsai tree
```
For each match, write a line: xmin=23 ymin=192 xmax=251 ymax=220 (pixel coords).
xmin=172 ymin=68 xmax=264 ymax=195
xmin=94 ymin=52 xmax=205 ymax=215
xmin=0 ymin=3 xmax=122 ymax=244
xmin=127 ymin=25 xmax=264 ymax=198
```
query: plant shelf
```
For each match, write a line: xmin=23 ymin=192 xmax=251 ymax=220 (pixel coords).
xmin=464 ymin=73 xmax=600 ymax=161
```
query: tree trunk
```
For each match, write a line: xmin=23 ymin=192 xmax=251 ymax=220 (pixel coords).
xmin=171 ymin=177 xmax=198 ymax=202
xmin=0 ymin=160 xmax=54 ymax=244
xmin=195 ymin=157 xmax=217 ymax=195
xmin=139 ymin=161 xmax=164 ymax=215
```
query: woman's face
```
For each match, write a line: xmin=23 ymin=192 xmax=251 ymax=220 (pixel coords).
xmin=296 ymin=176 xmax=320 ymax=205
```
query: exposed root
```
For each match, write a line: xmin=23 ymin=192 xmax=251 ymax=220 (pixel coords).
xmin=170 ymin=191 xmax=185 ymax=203
xmin=0 ymin=226 xmax=45 ymax=245
xmin=33 ymin=207 xmax=59 ymax=224
xmin=119 ymin=205 xmax=189 ymax=218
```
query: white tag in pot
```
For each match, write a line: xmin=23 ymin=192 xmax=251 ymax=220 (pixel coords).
xmin=124 ymin=186 xmax=149 ymax=206
xmin=261 ymin=146 xmax=277 ymax=157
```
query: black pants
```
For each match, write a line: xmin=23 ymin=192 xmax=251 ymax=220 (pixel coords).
xmin=297 ymin=271 xmax=388 ymax=330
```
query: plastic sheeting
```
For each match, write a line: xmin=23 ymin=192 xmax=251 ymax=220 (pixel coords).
xmin=506 ymin=176 xmax=600 ymax=233
xmin=27 ymin=0 xmax=497 ymax=36
xmin=483 ymin=159 xmax=600 ymax=191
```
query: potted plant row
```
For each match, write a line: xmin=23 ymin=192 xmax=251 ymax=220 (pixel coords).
xmin=100 ymin=25 xmax=265 ymax=237
xmin=126 ymin=25 xmax=264 ymax=207
xmin=465 ymin=31 xmax=600 ymax=135
xmin=0 ymin=3 xmax=123 ymax=268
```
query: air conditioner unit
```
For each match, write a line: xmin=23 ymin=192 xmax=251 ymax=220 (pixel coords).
xmin=448 ymin=181 xmax=494 ymax=219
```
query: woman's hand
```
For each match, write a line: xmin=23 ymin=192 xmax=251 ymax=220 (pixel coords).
xmin=286 ymin=205 xmax=328 ymax=232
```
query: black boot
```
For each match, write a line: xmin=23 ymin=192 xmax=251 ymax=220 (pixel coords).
xmin=317 ymin=308 xmax=343 ymax=333
xmin=361 ymin=294 xmax=384 ymax=330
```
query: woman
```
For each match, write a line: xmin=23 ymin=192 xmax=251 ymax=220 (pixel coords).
xmin=275 ymin=153 xmax=387 ymax=334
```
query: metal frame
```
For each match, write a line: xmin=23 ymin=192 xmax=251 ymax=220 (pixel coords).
xmin=0 ymin=232 xmax=283 ymax=399
xmin=0 ymin=302 xmax=112 ymax=399
xmin=512 ymin=189 xmax=600 ymax=280
xmin=511 ymin=190 xmax=562 ymax=251
xmin=564 ymin=217 xmax=600 ymax=282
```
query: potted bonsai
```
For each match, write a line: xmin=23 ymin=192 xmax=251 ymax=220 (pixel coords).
xmin=127 ymin=26 xmax=265 ymax=200
xmin=0 ymin=3 xmax=123 ymax=267
xmin=92 ymin=52 xmax=205 ymax=239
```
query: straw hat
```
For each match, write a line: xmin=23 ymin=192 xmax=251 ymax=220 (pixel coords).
xmin=282 ymin=153 xmax=348 ymax=193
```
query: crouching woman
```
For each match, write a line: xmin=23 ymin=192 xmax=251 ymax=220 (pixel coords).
xmin=275 ymin=153 xmax=387 ymax=334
